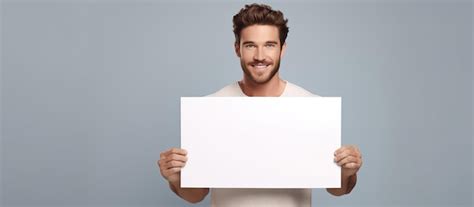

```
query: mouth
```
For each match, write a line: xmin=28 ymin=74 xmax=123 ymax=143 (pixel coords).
xmin=250 ymin=63 xmax=271 ymax=71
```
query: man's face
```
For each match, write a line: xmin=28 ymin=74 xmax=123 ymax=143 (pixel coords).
xmin=235 ymin=25 xmax=286 ymax=84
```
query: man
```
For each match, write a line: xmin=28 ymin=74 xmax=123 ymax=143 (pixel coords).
xmin=157 ymin=3 xmax=363 ymax=206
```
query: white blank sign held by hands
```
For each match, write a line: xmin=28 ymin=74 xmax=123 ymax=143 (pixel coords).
xmin=180 ymin=97 xmax=341 ymax=188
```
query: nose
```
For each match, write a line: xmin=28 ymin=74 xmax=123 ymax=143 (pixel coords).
xmin=253 ymin=47 xmax=265 ymax=61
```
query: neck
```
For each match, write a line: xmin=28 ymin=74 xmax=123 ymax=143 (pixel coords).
xmin=239 ymin=73 xmax=286 ymax=97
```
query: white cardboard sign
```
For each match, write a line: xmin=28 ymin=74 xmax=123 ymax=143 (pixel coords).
xmin=181 ymin=97 xmax=341 ymax=188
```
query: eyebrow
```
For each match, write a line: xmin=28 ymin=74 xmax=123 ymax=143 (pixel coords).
xmin=242 ymin=41 xmax=256 ymax=45
xmin=265 ymin=41 xmax=279 ymax=45
xmin=242 ymin=41 xmax=279 ymax=45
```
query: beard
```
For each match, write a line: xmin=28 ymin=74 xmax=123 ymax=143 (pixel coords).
xmin=240 ymin=57 xmax=281 ymax=85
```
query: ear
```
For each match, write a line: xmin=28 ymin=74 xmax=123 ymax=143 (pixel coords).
xmin=234 ymin=42 xmax=241 ymax=58
xmin=280 ymin=42 xmax=287 ymax=58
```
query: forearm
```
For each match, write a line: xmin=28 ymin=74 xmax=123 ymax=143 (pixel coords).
xmin=169 ymin=180 xmax=209 ymax=203
xmin=326 ymin=173 xmax=357 ymax=196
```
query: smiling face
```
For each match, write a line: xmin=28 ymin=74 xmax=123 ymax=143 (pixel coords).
xmin=235 ymin=25 xmax=286 ymax=84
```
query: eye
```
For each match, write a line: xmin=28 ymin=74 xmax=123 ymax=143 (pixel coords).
xmin=245 ymin=44 xmax=256 ymax=48
xmin=265 ymin=44 xmax=276 ymax=48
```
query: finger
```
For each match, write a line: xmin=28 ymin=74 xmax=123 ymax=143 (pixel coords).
xmin=161 ymin=148 xmax=188 ymax=158
xmin=161 ymin=148 xmax=187 ymax=158
xmin=158 ymin=155 xmax=187 ymax=172
xmin=337 ymin=155 xmax=359 ymax=166
xmin=160 ymin=150 xmax=171 ymax=159
xmin=164 ymin=160 xmax=186 ymax=169
xmin=164 ymin=154 xmax=188 ymax=163
xmin=164 ymin=167 xmax=182 ymax=176
xmin=334 ymin=150 xmax=351 ymax=162
xmin=343 ymin=162 xmax=361 ymax=169
xmin=335 ymin=145 xmax=360 ymax=155
xmin=335 ymin=148 xmax=362 ymax=161
xmin=334 ymin=146 xmax=347 ymax=155
xmin=158 ymin=158 xmax=174 ymax=168
xmin=353 ymin=146 xmax=362 ymax=158
xmin=157 ymin=159 xmax=169 ymax=171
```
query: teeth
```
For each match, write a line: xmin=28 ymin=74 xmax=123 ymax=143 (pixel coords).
xmin=253 ymin=64 xmax=268 ymax=69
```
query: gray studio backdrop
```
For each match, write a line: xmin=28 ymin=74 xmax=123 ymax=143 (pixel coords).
xmin=1 ymin=0 xmax=472 ymax=207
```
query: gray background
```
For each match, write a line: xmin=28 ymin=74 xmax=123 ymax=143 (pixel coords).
xmin=1 ymin=0 xmax=472 ymax=206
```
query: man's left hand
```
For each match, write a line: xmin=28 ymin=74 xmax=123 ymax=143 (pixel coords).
xmin=334 ymin=145 xmax=362 ymax=178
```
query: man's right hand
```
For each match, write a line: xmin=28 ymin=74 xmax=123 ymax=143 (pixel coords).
xmin=157 ymin=147 xmax=188 ymax=184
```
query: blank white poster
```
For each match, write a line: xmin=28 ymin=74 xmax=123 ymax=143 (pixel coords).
xmin=180 ymin=97 xmax=341 ymax=188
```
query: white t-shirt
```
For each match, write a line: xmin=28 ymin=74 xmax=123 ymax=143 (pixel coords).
xmin=206 ymin=80 xmax=320 ymax=207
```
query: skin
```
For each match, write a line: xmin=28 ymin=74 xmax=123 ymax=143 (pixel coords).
xmin=157 ymin=25 xmax=363 ymax=203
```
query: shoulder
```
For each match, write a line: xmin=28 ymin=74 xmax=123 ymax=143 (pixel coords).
xmin=284 ymin=81 xmax=321 ymax=97
xmin=206 ymin=82 xmax=244 ymax=97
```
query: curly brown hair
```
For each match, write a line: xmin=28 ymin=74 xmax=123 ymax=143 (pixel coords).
xmin=232 ymin=3 xmax=289 ymax=47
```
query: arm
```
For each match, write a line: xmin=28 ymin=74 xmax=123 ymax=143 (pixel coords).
xmin=326 ymin=173 xmax=357 ymax=196
xmin=168 ymin=180 xmax=209 ymax=203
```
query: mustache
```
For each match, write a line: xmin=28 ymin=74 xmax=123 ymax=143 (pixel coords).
xmin=249 ymin=60 xmax=272 ymax=65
